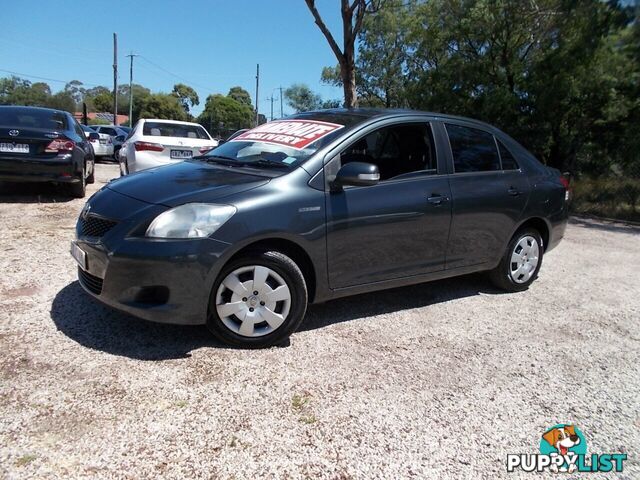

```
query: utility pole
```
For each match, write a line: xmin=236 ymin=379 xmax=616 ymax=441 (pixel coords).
xmin=279 ymin=86 xmax=283 ymax=119
xmin=125 ymin=53 xmax=139 ymax=127
xmin=268 ymin=95 xmax=275 ymax=121
xmin=255 ymin=64 xmax=259 ymax=126
xmin=112 ymin=33 xmax=118 ymax=126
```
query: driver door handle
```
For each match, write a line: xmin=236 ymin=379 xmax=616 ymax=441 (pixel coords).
xmin=508 ymin=187 xmax=521 ymax=196
xmin=427 ymin=194 xmax=449 ymax=206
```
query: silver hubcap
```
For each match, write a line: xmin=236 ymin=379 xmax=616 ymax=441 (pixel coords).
xmin=216 ymin=265 xmax=291 ymax=337
xmin=510 ymin=235 xmax=539 ymax=284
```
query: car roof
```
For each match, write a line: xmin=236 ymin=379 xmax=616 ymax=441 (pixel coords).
xmin=140 ymin=119 xmax=204 ymax=126
xmin=0 ymin=105 xmax=69 ymax=116
xmin=294 ymin=108 xmax=501 ymax=133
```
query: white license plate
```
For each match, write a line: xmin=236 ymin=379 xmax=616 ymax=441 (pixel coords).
xmin=99 ymin=139 xmax=106 ymax=144
xmin=0 ymin=142 xmax=29 ymax=154
xmin=70 ymin=242 xmax=87 ymax=270
xmin=170 ymin=149 xmax=192 ymax=159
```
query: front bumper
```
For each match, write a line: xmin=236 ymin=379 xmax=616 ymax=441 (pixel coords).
xmin=0 ymin=153 xmax=78 ymax=183
xmin=73 ymin=188 xmax=232 ymax=325
xmin=75 ymin=237 xmax=231 ymax=325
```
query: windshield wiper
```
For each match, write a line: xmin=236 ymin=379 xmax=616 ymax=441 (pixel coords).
xmin=237 ymin=159 xmax=291 ymax=169
xmin=200 ymin=155 xmax=239 ymax=166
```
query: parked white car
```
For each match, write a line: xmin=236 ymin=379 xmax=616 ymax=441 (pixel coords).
xmin=119 ymin=119 xmax=218 ymax=175
xmin=81 ymin=125 xmax=114 ymax=158
xmin=91 ymin=125 xmax=129 ymax=156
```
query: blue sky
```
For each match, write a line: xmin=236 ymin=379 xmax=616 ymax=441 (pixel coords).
xmin=0 ymin=0 xmax=344 ymax=117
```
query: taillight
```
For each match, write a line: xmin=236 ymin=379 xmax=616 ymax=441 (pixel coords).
xmin=560 ymin=175 xmax=571 ymax=201
xmin=45 ymin=139 xmax=75 ymax=153
xmin=134 ymin=141 xmax=164 ymax=152
xmin=107 ymin=137 xmax=113 ymax=144
xmin=199 ymin=146 xmax=215 ymax=155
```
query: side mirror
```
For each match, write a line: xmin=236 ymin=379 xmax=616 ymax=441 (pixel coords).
xmin=88 ymin=132 xmax=100 ymax=141
xmin=333 ymin=162 xmax=380 ymax=190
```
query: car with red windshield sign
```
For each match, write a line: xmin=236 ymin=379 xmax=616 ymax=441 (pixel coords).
xmin=72 ymin=109 xmax=569 ymax=348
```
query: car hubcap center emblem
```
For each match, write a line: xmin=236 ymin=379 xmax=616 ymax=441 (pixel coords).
xmin=248 ymin=296 xmax=258 ymax=307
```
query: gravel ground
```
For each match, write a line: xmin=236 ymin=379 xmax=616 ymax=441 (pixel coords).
xmin=0 ymin=163 xmax=638 ymax=479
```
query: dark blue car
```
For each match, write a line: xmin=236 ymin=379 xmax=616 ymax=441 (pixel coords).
xmin=72 ymin=109 xmax=569 ymax=347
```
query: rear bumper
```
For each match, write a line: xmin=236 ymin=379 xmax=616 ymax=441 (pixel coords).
xmin=0 ymin=153 xmax=79 ymax=183
xmin=92 ymin=143 xmax=114 ymax=156
xmin=128 ymin=151 xmax=181 ymax=173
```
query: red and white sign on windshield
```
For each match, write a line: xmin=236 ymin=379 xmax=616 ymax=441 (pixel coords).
xmin=229 ymin=119 xmax=344 ymax=150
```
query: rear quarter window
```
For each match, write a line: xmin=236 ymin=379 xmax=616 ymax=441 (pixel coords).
xmin=497 ymin=140 xmax=520 ymax=170
xmin=446 ymin=124 xmax=501 ymax=173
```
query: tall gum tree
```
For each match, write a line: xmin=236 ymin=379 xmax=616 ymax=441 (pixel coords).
xmin=304 ymin=0 xmax=383 ymax=107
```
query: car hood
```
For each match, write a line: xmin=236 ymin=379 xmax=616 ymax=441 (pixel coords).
xmin=106 ymin=161 xmax=270 ymax=207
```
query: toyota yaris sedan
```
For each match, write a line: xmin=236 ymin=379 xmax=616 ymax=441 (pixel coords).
xmin=72 ymin=109 xmax=569 ymax=348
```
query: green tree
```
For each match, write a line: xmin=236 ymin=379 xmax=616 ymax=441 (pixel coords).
xmin=92 ymin=91 xmax=113 ymax=113
xmin=197 ymin=94 xmax=254 ymax=137
xmin=284 ymin=83 xmax=322 ymax=112
xmin=171 ymin=83 xmax=199 ymax=114
xmin=64 ymin=80 xmax=85 ymax=106
xmin=227 ymin=86 xmax=253 ymax=107
xmin=344 ymin=0 xmax=638 ymax=174
xmin=139 ymin=93 xmax=187 ymax=120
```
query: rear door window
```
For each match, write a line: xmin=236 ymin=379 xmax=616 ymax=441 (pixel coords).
xmin=446 ymin=124 xmax=500 ymax=173
xmin=143 ymin=122 xmax=209 ymax=139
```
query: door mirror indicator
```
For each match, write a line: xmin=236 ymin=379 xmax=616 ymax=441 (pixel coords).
xmin=333 ymin=162 xmax=380 ymax=190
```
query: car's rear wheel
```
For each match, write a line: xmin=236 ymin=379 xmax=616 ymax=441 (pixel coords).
xmin=86 ymin=161 xmax=95 ymax=184
xmin=68 ymin=167 xmax=86 ymax=198
xmin=207 ymin=250 xmax=307 ymax=348
xmin=489 ymin=228 xmax=543 ymax=292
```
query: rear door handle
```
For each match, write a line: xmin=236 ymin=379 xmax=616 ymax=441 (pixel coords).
xmin=427 ymin=194 xmax=449 ymax=205
xmin=507 ymin=187 xmax=521 ymax=196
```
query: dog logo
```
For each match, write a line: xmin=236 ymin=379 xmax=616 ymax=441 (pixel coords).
xmin=507 ymin=424 xmax=626 ymax=473
xmin=540 ymin=424 xmax=585 ymax=473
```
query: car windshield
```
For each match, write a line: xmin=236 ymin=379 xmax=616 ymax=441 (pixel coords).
xmin=199 ymin=113 xmax=366 ymax=169
xmin=143 ymin=121 xmax=210 ymax=139
xmin=81 ymin=125 xmax=93 ymax=132
xmin=0 ymin=107 xmax=68 ymax=130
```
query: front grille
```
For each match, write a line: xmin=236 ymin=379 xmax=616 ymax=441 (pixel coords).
xmin=78 ymin=267 xmax=103 ymax=295
xmin=79 ymin=215 xmax=117 ymax=237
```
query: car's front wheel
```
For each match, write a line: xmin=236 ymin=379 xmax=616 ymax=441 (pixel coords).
xmin=207 ymin=250 xmax=308 ymax=348
xmin=489 ymin=228 xmax=543 ymax=292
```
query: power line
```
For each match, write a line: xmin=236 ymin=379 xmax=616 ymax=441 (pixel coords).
xmin=138 ymin=55 xmax=212 ymax=91
xmin=0 ymin=68 xmax=105 ymax=87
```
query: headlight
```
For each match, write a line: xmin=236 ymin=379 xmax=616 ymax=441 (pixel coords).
xmin=146 ymin=203 xmax=236 ymax=239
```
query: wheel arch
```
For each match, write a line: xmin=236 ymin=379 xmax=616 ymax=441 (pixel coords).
xmin=221 ymin=237 xmax=317 ymax=303
xmin=514 ymin=217 xmax=550 ymax=250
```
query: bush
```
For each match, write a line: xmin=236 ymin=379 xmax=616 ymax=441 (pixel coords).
xmin=571 ymin=177 xmax=640 ymax=222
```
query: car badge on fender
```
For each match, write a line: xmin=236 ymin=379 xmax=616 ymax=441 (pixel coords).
xmin=8 ymin=130 xmax=19 ymax=136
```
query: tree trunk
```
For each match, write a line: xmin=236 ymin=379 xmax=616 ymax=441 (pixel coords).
xmin=341 ymin=60 xmax=358 ymax=108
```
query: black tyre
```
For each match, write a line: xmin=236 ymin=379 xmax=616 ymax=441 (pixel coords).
xmin=207 ymin=250 xmax=308 ymax=348
xmin=86 ymin=161 xmax=95 ymax=184
xmin=489 ymin=228 xmax=543 ymax=292
xmin=68 ymin=167 xmax=86 ymax=198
